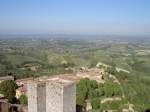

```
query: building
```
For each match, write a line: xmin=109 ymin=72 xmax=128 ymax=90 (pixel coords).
xmin=27 ymin=81 xmax=46 ymax=112
xmin=27 ymin=77 xmax=76 ymax=112
xmin=16 ymin=85 xmax=27 ymax=99
xmin=0 ymin=99 xmax=9 ymax=112
xmin=0 ymin=76 xmax=14 ymax=83
xmin=46 ymin=78 xmax=76 ymax=112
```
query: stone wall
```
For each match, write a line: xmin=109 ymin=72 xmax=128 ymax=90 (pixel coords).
xmin=0 ymin=101 xmax=9 ymax=112
xmin=28 ymin=82 xmax=38 ymax=112
xmin=63 ymin=84 xmax=76 ymax=112
xmin=46 ymin=81 xmax=63 ymax=112
xmin=37 ymin=83 xmax=46 ymax=112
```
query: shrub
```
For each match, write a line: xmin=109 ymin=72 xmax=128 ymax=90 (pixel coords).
xmin=19 ymin=94 xmax=28 ymax=105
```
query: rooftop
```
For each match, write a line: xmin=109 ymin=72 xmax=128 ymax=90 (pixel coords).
xmin=47 ymin=77 xmax=74 ymax=86
xmin=27 ymin=77 xmax=75 ymax=87
xmin=0 ymin=76 xmax=14 ymax=80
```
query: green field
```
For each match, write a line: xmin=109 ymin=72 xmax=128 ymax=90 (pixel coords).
xmin=0 ymin=36 xmax=150 ymax=111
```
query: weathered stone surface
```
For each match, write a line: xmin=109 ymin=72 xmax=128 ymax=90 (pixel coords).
xmin=27 ymin=82 xmax=46 ymax=112
xmin=28 ymin=82 xmax=38 ymax=112
xmin=27 ymin=78 xmax=76 ymax=112
xmin=63 ymin=84 xmax=76 ymax=112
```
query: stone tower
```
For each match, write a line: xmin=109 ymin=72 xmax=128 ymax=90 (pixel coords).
xmin=27 ymin=82 xmax=46 ymax=112
xmin=27 ymin=78 xmax=76 ymax=112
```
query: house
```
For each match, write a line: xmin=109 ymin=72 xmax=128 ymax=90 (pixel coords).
xmin=0 ymin=99 xmax=9 ymax=112
xmin=16 ymin=86 xmax=27 ymax=99
xmin=0 ymin=76 xmax=14 ymax=83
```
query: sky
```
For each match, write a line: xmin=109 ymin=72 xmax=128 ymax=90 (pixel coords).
xmin=0 ymin=0 xmax=150 ymax=35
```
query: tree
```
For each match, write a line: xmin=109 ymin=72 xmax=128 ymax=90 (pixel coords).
xmin=107 ymin=67 xmax=117 ymax=75
xmin=145 ymin=109 xmax=150 ymax=112
xmin=19 ymin=94 xmax=28 ymax=105
xmin=76 ymin=78 xmax=99 ymax=111
xmin=76 ymin=94 xmax=86 ymax=108
xmin=97 ymin=88 xmax=105 ymax=97
xmin=91 ymin=98 xmax=100 ymax=109
xmin=104 ymin=83 xmax=114 ymax=97
xmin=0 ymin=80 xmax=17 ymax=103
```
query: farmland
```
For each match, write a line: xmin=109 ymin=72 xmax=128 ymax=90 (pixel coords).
xmin=0 ymin=35 xmax=150 ymax=111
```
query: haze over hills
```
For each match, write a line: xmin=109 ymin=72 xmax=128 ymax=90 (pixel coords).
xmin=0 ymin=35 xmax=150 ymax=111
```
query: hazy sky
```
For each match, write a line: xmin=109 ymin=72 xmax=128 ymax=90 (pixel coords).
xmin=0 ymin=0 xmax=150 ymax=35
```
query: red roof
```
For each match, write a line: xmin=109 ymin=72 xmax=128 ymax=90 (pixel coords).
xmin=17 ymin=86 xmax=27 ymax=93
